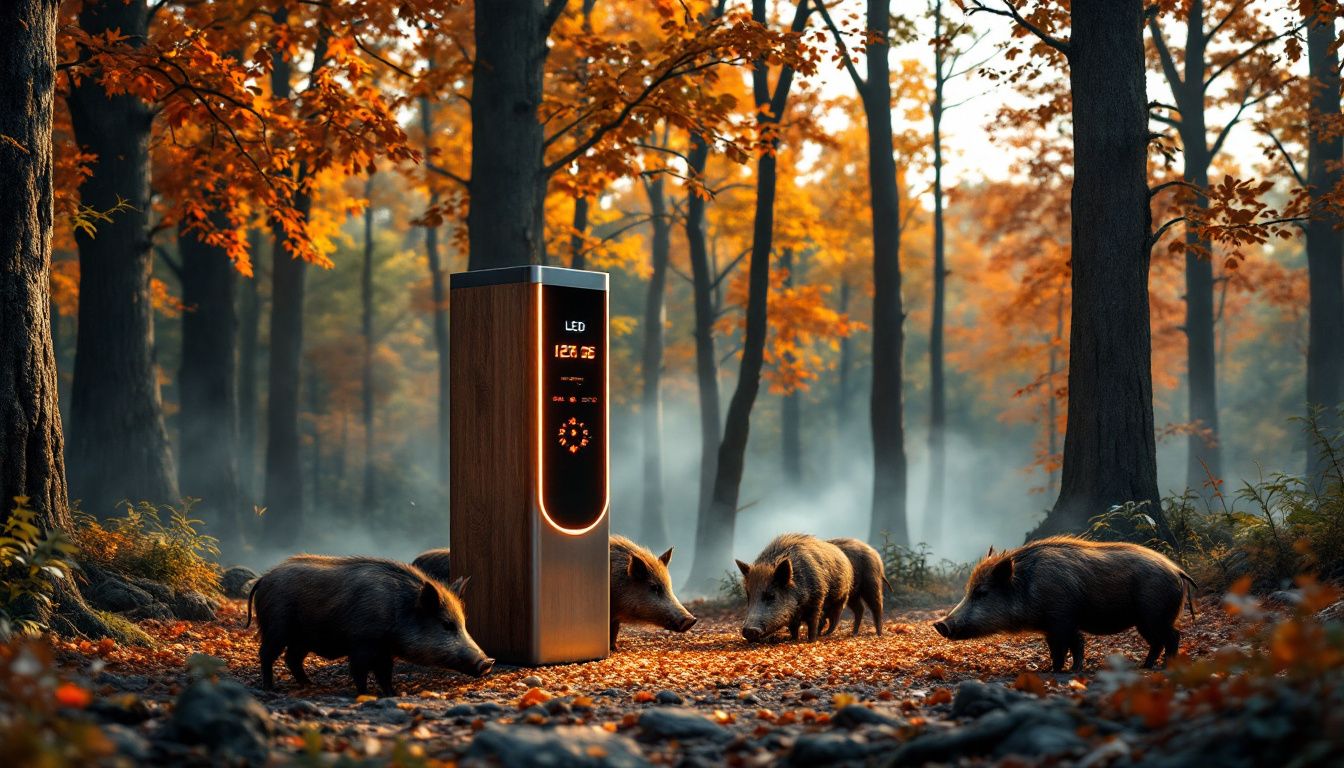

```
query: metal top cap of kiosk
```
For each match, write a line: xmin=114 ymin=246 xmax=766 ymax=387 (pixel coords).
xmin=450 ymin=265 xmax=608 ymax=291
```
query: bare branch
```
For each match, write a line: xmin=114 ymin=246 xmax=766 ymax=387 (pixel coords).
xmin=814 ymin=0 xmax=865 ymax=92
xmin=1146 ymin=15 xmax=1184 ymax=92
xmin=966 ymin=0 xmax=1071 ymax=57
xmin=1260 ymin=123 xmax=1306 ymax=187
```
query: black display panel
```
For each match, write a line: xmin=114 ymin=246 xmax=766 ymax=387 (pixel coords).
xmin=538 ymin=283 xmax=608 ymax=532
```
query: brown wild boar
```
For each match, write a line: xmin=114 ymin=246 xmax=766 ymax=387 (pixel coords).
xmin=826 ymin=537 xmax=891 ymax=636
xmin=609 ymin=536 xmax=697 ymax=649
xmin=736 ymin=533 xmax=853 ymax=643
xmin=412 ymin=548 xmax=452 ymax=585
xmin=932 ymin=536 xmax=1197 ymax=672
xmin=247 ymin=555 xmax=493 ymax=696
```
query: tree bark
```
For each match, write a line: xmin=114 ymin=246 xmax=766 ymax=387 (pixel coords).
xmin=860 ymin=0 xmax=909 ymax=547
xmin=686 ymin=133 xmax=722 ymax=537
xmin=1306 ymin=10 xmax=1344 ymax=483
xmin=361 ymin=176 xmax=377 ymax=511
xmin=685 ymin=0 xmax=808 ymax=593
xmin=1 ymin=0 xmax=68 ymax=525
xmin=570 ymin=196 xmax=590 ymax=270
xmin=780 ymin=249 xmax=802 ymax=482
xmin=927 ymin=0 xmax=948 ymax=542
xmin=66 ymin=0 xmax=178 ymax=515
xmin=238 ymin=231 xmax=263 ymax=503
xmin=640 ymin=176 xmax=671 ymax=550
xmin=1032 ymin=0 xmax=1167 ymax=541
xmin=420 ymin=97 xmax=451 ymax=488
xmin=177 ymin=219 xmax=241 ymax=552
xmin=834 ymin=277 xmax=853 ymax=476
xmin=467 ymin=0 xmax=557 ymax=270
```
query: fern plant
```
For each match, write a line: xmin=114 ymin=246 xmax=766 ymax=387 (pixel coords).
xmin=0 ymin=498 xmax=79 ymax=640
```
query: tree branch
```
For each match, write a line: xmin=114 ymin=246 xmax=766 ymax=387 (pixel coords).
xmin=1150 ymin=216 xmax=1190 ymax=248
xmin=543 ymin=0 xmax=571 ymax=35
xmin=1260 ymin=123 xmax=1306 ymax=187
xmin=967 ymin=0 xmax=1071 ymax=58
xmin=814 ymin=0 xmax=865 ymax=92
xmin=1146 ymin=15 xmax=1184 ymax=93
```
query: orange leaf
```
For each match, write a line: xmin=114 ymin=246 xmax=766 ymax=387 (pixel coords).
xmin=518 ymin=687 xmax=552 ymax=709
xmin=55 ymin=682 xmax=92 ymax=709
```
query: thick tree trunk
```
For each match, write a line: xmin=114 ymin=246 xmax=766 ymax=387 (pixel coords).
xmin=686 ymin=134 xmax=722 ymax=534
xmin=66 ymin=0 xmax=178 ymax=516
xmin=468 ymin=0 xmax=554 ymax=270
xmin=263 ymin=18 xmax=309 ymax=546
xmin=1 ymin=0 xmax=68 ymax=525
xmin=1033 ymin=0 xmax=1167 ymax=542
xmin=686 ymin=0 xmax=807 ymax=593
xmin=640 ymin=177 xmax=670 ymax=550
xmin=780 ymin=249 xmax=802 ymax=482
xmin=361 ymin=177 xmax=377 ymax=511
xmin=1306 ymin=12 xmax=1344 ymax=483
xmin=570 ymin=196 xmax=589 ymax=270
xmin=862 ymin=0 xmax=909 ymax=548
xmin=238 ymin=231 xmax=263 ymax=502
xmin=177 ymin=219 xmax=241 ymax=551
xmin=2 ymin=0 xmax=121 ymax=641
xmin=420 ymin=97 xmax=450 ymax=487
xmin=927 ymin=3 xmax=948 ymax=542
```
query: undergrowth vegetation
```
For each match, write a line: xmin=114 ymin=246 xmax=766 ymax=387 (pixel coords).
xmin=0 ymin=499 xmax=79 ymax=641
xmin=72 ymin=500 xmax=221 ymax=597
xmin=878 ymin=539 xmax=971 ymax=608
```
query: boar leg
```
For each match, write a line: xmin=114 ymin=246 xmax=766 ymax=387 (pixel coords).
xmin=1068 ymin=632 xmax=1085 ymax=672
xmin=866 ymin=587 xmax=884 ymax=637
xmin=805 ymin=608 xmax=823 ymax=642
xmin=349 ymin=654 xmax=372 ymax=696
xmin=285 ymin=647 xmax=311 ymax=686
xmin=823 ymin=601 xmax=844 ymax=639
xmin=373 ymin=655 xmax=396 ymax=696
xmin=1045 ymin=632 xmax=1070 ymax=672
xmin=1138 ymin=624 xmax=1178 ymax=668
xmin=849 ymin=604 xmax=864 ymax=636
xmin=259 ymin=637 xmax=283 ymax=690
xmin=610 ymin=620 xmax=620 ymax=651
xmin=789 ymin=618 xmax=801 ymax=641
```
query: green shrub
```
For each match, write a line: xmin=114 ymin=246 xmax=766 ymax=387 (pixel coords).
xmin=879 ymin=537 xmax=971 ymax=608
xmin=73 ymin=500 xmax=221 ymax=596
xmin=717 ymin=569 xmax=746 ymax=602
xmin=0 ymin=498 xmax=79 ymax=641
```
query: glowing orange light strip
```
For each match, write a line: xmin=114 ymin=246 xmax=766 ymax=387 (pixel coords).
xmin=535 ymin=281 xmax=609 ymax=536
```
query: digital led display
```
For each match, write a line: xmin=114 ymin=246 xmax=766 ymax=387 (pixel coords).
xmin=538 ymin=283 xmax=608 ymax=532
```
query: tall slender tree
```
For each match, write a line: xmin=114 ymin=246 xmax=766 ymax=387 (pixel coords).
xmin=361 ymin=175 xmax=378 ymax=511
xmin=686 ymin=132 xmax=723 ymax=533
xmin=419 ymin=97 xmax=451 ymax=487
xmin=640 ymin=169 xmax=672 ymax=551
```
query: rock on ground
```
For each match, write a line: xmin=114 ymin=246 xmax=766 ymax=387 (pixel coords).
xmin=163 ymin=677 xmax=273 ymax=765
xmin=465 ymin=724 xmax=646 ymax=768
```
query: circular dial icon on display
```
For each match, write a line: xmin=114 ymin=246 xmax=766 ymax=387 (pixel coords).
xmin=557 ymin=417 xmax=591 ymax=454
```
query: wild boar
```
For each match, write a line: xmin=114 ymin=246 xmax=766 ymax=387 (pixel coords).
xmin=609 ymin=536 xmax=697 ymax=649
xmin=736 ymin=533 xmax=853 ymax=643
xmin=412 ymin=548 xmax=453 ymax=586
xmin=827 ymin=537 xmax=891 ymax=636
xmin=932 ymin=536 xmax=1197 ymax=672
xmin=247 ymin=555 xmax=494 ymax=696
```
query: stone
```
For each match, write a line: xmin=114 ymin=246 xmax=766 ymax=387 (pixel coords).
xmin=283 ymin=699 xmax=325 ymax=719
xmin=445 ymin=703 xmax=477 ymax=719
xmin=466 ymin=723 xmax=646 ymax=767
xmin=475 ymin=701 xmax=505 ymax=716
xmin=950 ymin=680 xmax=1030 ymax=719
xmin=787 ymin=732 xmax=871 ymax=765
xmin=995 ymin=723 xmax=1086 ymax=759
xmin=85 ymin=577 xmax=155 ymax=616
xmin=165 ymin=677 xmax=273 ymax=765
xmin=90 ymin=693 xmax=154 ymax=725
xmin=169 ymin=590 xmax=218 ymax=621
xmin=221 ymin=566 xmax=260 ymax=599
xmin=104 ymin=723 xmax=152 ymax=762
xmin=637 ymin=708 xmax=733 ymax=743
xmin=831 ymin=705 xmax=902 ymax=729
xmin=654 ymin=690 xmax=684 ymax=705
xmin=521 ymin=675 xmax=545 ymax=688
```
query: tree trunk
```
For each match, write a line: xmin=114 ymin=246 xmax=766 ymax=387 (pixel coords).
xmin=834 ymin=278 xmax=852 ymax=444
xmin=467 ymin=0 xmax=554 ymax=270
xmin=1306 ymin=11 xmax=1344 ymax=483
xmin=780 ymin=249 xmax=802 ymax=483
xmin=861 ymin=0 xmax=909 ymax=547
xmin=570 ymin=196 xmax=589 ymax=270
xmin=686 ymin=133 xmax=722 ymax=536
xmin=420 ymin=97 xmax=450 ymax=488
xmin=66 ymin=0 xmax=178 ymax=516
xmin=1 ymin=0 xmax=68 ymax=525
xmin=177 ymin=219 xmax=241 ymax=552
xmin=640 ymin=176 xmax=670 ymax=550
xmin=686 ymin=0 xmax=807 ymax=593
xmin=927 ymin=1 xmax=948 ymax=542
xmin=263 ymin=15 xmax=309 ymax=546
xmin=1032 ymin=0 xmax=1167 ymax=541
xmin=238 ymin=231 xmax=263 ymax=503
xmin=1 ymin=0 xmax=122 ymax=641
xmin=361 ymin=177 xmax=377 ymax=511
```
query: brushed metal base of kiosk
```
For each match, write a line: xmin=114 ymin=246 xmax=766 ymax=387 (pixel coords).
xmin=449 ymin=266 xmax=609 ymax=666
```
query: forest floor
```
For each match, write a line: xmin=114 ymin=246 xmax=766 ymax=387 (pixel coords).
xmin=37 ymin=592 xmax=1343 ymax=766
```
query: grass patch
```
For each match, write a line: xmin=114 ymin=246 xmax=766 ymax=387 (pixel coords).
xmin=73 ymin=500 xmax=221 ymax=597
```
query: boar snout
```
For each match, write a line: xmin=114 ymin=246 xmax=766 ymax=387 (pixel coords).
xmin=742 ymin=625 xmax=764 ymax=643
xmin=673 ymin=615 xmax=698 ymax=632
xmin=933 ymin=620 xmax=951 ymax=639
xmin=471 ymin=656 xmax=495 ymax=677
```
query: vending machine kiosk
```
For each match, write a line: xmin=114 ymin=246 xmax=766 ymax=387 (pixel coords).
xmin=449 ymin=266 xmax=610 ymax=664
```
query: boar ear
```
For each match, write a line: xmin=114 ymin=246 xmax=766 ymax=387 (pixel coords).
xmin=628 ymin=555 xmax=650 ymax=579
xmin=736 ymin=559 xmax=752 ymax=578
xmin=658 ymin=547 xmax=674 ymax=566
xmin=772 ymin=558 xmax=793 ymax=587
xmin=448 ymin=575 xmax=470 ymax=598
xmin=418 ymin=581 xmax=441 ymax=611
xmin=986 ymin=546 xmax=996 ymax=559
xmin=991 ymin=556 xmax=1014 ymax=586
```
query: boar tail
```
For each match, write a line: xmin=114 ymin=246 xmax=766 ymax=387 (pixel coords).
xmin=881 ymin=574 xmax=894 ymax=594
xmin=1178 ymin=571 xmax=1198 ymax=619
xmin=246 ymin=580 xmax=258 ymax=628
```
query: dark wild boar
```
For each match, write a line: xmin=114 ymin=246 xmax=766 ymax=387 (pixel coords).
xmin=412 ymin=548 xmax=452 ymax=585
xmin=827 ymin=537 xmax=891 ymax=636
xmin=932 ymin=536 xmax=1197 ymax=672
xmin=736 ymin=533 xmax=853 ymax=643
xmin=609 ymin=536 xmax=697 ymax=649
xmin=247 ymin=555 xmax=493 ymax=695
